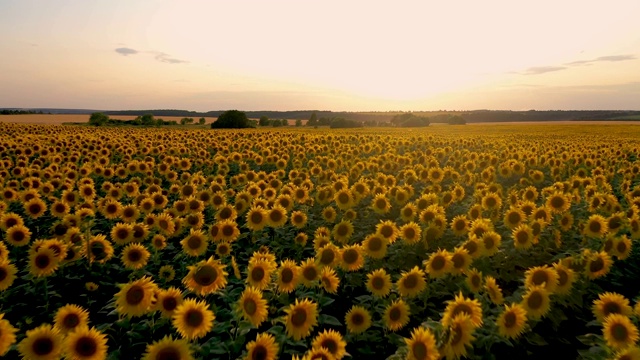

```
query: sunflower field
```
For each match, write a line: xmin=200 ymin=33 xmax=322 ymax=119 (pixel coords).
xmin=1 ymin=122 xmax=640 ymax=360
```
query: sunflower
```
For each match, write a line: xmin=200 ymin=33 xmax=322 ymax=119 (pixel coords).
xmin=243 ymin=259 xmax=271 ymax=290
xmin=552 ymin=262 xmax=575 ymax=295
xmin=521 ymin=285 xmax=551 ymax=320
xmin=370 ymin=193 xmax=391 ymax=215
xmin=399 ymin=222 xmax=422 ymax=245
xmin=0 ymin=242 xmax=7 ymax=261
xmin=54 ymin=304 xmax=90 ymax=335
xmin=101 ymin=199 xmax=122 ymax=219
xmin=237 ymin=286 xmax=269 ymax=327
xmin=120 ymin=205 xmax=140 ymax=223
xmin=62 ymin=326 xmax=108 ymax=360
xmin=546 ymin=192 xmax=570 ymax=213
xmin=154 ymin=213 xmax=175 ymax=236
xmin=397 ymin=266 xmax=427 ymax=298
xmin=339 ymin=245 xmax=364 ymax=272
xmin=0 ymin=260 xmax=18 ymax=291
xmin=18 ymin=324 xmax=63 ymax=360
xmin=245 ymin=206 xmax=268 ymax=231
xmin=266 ymin=205 xmax=287 ymax=228
xmin=524 ymin=265 xmax=559 ymax=293
xmin=312 ymin=329 xmax=346 ymax=360
xmin=172 ymin=298 xmax=215 ymax=340
xmin=109 ymin=223 xmax=133 ymax=245
xmin=511 ymin=224 xmax=534 ymax=250
xmin=481 ymin=192 xmax=502 ymax=211
xmin=119 ymin=243 xmax=150 ymax=270
xmin=151 ymin=235 xmax=167 ymax=251
xmin=584 ymin=214 xmax=609 ymax=238
xmin=446 ymin=247 xmax=470 ymax=276
xmin=245 ymin=332 xmax=279 ymax=360
xmin=215 ymin=219 xmax=239 ymax=243
xmin=585 ymin=251 xmax=613 ymax=280
xmin=24 ymin=197 xmax=47 ymax=219
xmin=216 ymin=241 xmax=232 ymax=257
xmin=294 ymin=232 xmax=308 ymax=247
xmin=423 ymin=249 xmax=452 ymax=278
xmin=6 ymin=224 xmax=32 ymax=247
xmin=290 ymin=211 xmax=308 ymax=229
xmin=362 ymin=233 xmax=388 ymax=259
xmin=0 ymin=212 xmax=24 ymax=231
xmin=284 ymin=298 xmax=318 ymax=341
xmin=480 ymin=231 xmax=501 ymax=256
xmin=29 ymin=247 xmax=59 ymax=277
xmin=115 ymin=276 xmax=158 ymax=317
xmin=334 ymin=188 xmax=355 ymax=210
xmin=603 ymin=314 xmax=640 ymax=350
xmin=612 ymin=347 xmax=640 ymax=360
xmin=366 ymin=268 xmax=392 ymax=298
xmin=0 ymin=313 xmax=17 ymax=356
xmin=484 ymin=276 xmax=504 ymax=305
xmin=465 ymin=268 xmax=483 ymax=293
xmin=183 ymin=256 xmax=228 ymax=296
xmin=321 ymin=206 xmax=337 ymax=223
xmin=442 ymin=314 xmax=475 ymax=360
xmin=496 ymin=303 xmax=528 ymax=339
xmin=384 ymin=299 xmax=411 ymax=331
xmin=180 ymin=229 xmax=209 ymax=257
xmin=316 ymin=244 xmax=340 ymax=269
xmin=376 ymin=220 xmax=399 ymax=243
xmin=142 ymin=336 xmax=193 ymax=360
xmin=50 ymin=200 xmax=71 ymax=218
xmin=320 ymin=267 xmax=340 ymax=294
xmin=299 ymin=258 xmax=320 ymax=287
xmin=613 ymin=235 xmax=633 ymax=260
xmin=155 ymin=287 xmax=183 ymax=318
xmin=442 ymin=292 xmax=483 ymax=328
xmin=215 ymin=204 xmax=237 ymax=222
xmin=345 ymin=305 xmax=371 ymax=334
xmin=593 ymin=292 xmax=633 ymax=323
xmin=275 ymin=260 xmax=299 ymax=294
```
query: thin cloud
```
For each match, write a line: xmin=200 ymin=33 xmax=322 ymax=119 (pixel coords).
xmin=520 ymin=66 xmax=567 ymax=75
xmin=565 ymin=54 xmax=636 ymax=66
xmin=115 ymin=47 xmax=138 ymax=56
xmin=153 ymin=52 xmax=188 ymax=64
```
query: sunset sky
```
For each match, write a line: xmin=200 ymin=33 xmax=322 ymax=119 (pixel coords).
xmin=1 ymin=0 xmax=639 ymax=112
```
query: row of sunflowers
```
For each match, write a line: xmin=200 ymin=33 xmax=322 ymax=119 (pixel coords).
xmin=0 ymin=123 xmax=640 ymax=359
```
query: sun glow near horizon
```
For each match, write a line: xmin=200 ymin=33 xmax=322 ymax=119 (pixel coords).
xmin=0 ymin=0 xmax=639 ymax=111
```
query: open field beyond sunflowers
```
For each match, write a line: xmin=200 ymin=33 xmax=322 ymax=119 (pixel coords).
xmin=1 ymin=123 xmax=640 ymax=360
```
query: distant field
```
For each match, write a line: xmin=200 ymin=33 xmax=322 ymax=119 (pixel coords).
xmin=0 ymin=114 xmax=639 ymax=126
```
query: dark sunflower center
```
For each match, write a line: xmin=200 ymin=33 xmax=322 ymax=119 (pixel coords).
xmin=127 ymin=250 xmax=142 ymax=262
xmin=194 ymin=266 xmax=217 ymax=286
xmin=504 ymin=311 xmax=516 ymax=328
xmin=411 ymin=341 xmax=428 ymax=360
xmin=589 ymin=257 xmax=605 ymax=273
xmin=589 ymin=221 xmax=602 ymax=233
xmin=320 ymin=249 xmax=335 ymax=265
xmin=603 ymin=302 xmax=621 ymax=316
xmin=251 ymin=344 xmax=268 ymax=360
xmin=133 ymin=226 xmax=144 ymax=238
xmin=516 ymin=231 xmax=529 ymax=244
xmin=379 ymin=226 xmax=393 ymax=239
xmin=338 ymin=193 xmax=350 ymax=204
xmin=125 ymin=286 xmax=145 ymax=305
xmin=531 ymin=271 xmax=549 ymax=286
xmin=404 ymin=227 xmax=416 ymax=239
xmin=291 ymin=308 xmax=308 ymax=327
xmin=303 ymin=266 xmax=317 ymax=281
xmin=557 ymin=269 xmax=568 ymax=286
xmin=281 ymin=268 xmax=294 ymax=283
xmin=612 ymin=323 xmax=629 ymax=341
xmin=251 ymin=266 xmax=265 ymax=282
xmin=116 ymin=229 xmax=129 ymax=240
xmin=187 ymin=236 xmax=202 ymax=250
xmin=375 ymin=199 xmax=387 ymax=209
xmin=372 ymin=276 xmax=385 ymax=290
xmin=452 ymin=254 xmax=464 ymax=269
xmin=157 ymin=346 xmax=181 ymax=360
xmin=75 ymin=336 xmax=98 ymax=356
xmin=452 ymin=304 xmax=472 ymax=318
xmin=185 ymin=309 xmax=204 ymax=327
xmin=163 ymin=297 xmax=178 ymax=311
xmin=351 ymin=312 xmax=364 ymax=325
xmin=32 ymin=337 xmax=54 ymax=356
xmin=63 ymin=314 xmax=80 ymax=329
xmin=527 ymin=291 xmax=543 ymax=309
xmin=483 ymin=236 xmax=495 ymax=249
xmin=389 ymin=307 xmax=402 ymax=321
xmin=508 ymin=212 xmax=521 ymax=224
xmin=336 ymin=225 xmax=349 ymax=237
xmin=244 ymin=298 xmax=257 ymax=315
xmin=250 ymin=212 xmax=264 ymax=224
xmin=551 ymin=196 xmax=565 ymax=209
xmin=12 ymin=230 xmax=25 ymax=242
xmin=35 ymin=254 xmax=51 ymax=269
xmin=431 ymin=256 xmax=445 ymax=270
xmin=321 ymin=339 xmax=337 ymax=354
xmin=0 ymin=268 xmax=7 ymax=281
xmin=343 ymin=249 xmax=358 ymax=264
xmin=367 ymin=237 xmax=382 ymax=252
xmin=451 ymin=325 xmax=463 ymax=345
xmin=617 ymin=241 xmax=628 ymax=253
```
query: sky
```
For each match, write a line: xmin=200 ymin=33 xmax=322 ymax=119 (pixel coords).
xmin=1 ymin=0 xmax=639 ymax=112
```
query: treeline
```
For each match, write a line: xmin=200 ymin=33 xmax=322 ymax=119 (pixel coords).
xmin=0 ymin=109 xmax=46 ymax=115
xmin=87 ymin=113 xmax=183 ymax=127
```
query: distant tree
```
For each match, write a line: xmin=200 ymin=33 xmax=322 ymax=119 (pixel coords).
xmin=448 ymin=115 xmax=466 ymax=125
xmin=307 ymin=112 xmax=318 ymax=126
xmin=329 ymin=118 xmax=363 ymax=128
xmin=88 ymin=112 xmax=109 ymax=126
xmin=198 ymin=117 xmax=206 ymax=125
xmin=140 ymin=113 xmax=156 ymax=126
xmin=210 ymin=110 xmax=253 ymax=129
xmin=180 ymin=117 xmax=194 ymax=125
xmin=271 ymin=119 xmax=282 ymax=127
xmin=259 ymin=116 xmax=270 ymax=126
xmin=295 ymin=119 xmax=302 ymax=127
xmin=281 ymin=119 xmax=289 ymax=126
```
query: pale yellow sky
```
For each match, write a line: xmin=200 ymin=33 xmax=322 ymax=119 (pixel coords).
xmin=1 ymin=0 xmax=639 ymax=111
